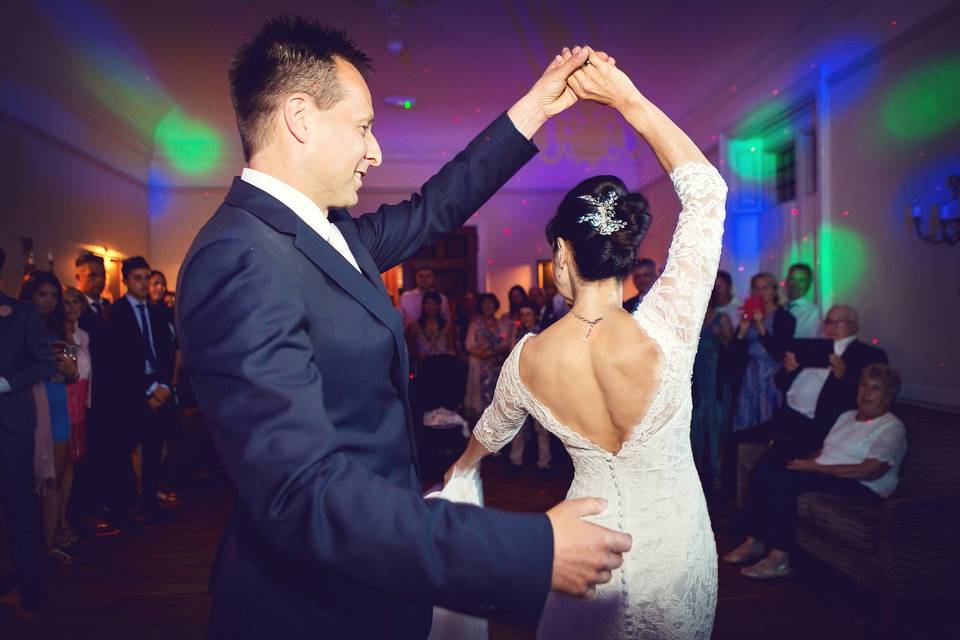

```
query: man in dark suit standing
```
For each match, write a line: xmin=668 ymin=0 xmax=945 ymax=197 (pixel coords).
xmin=177 ymin=17 xmax=630 ymax=639
xmin=100 ymin=257 xmax=177 ymax=522
xmin=0 ymin=246 xmax=54 ymax=612
xmin=72 ymin=253 xmax=114 ymax=531
xmin=734 ymin=304 xmax=888 ymax=462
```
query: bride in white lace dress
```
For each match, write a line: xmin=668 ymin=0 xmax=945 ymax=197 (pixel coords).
xmin=447 ymin=50 xmax=727 ymax=639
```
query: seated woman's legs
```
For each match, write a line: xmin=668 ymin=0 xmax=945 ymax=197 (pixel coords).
xmin=723 ymin=457 xmax=780 ymax=564
xmin=739 ymin=467 xmax=880 ymax=578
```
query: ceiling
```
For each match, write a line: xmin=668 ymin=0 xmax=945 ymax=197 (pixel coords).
xmin=2 ymin=0 xmax=949 ymax=190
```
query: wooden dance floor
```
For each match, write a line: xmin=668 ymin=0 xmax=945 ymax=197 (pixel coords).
xmin=2 ymin=452 xmax=877 ymax=640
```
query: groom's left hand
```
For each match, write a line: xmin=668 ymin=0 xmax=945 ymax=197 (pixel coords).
xmin=508 ymin=46 xmax=618 ymax=139
xmin=507 ymin=46 xmax=589 ymax=139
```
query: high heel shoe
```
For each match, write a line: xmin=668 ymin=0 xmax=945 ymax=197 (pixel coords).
xmin=721 ymin=539 xmax=766 ymax=564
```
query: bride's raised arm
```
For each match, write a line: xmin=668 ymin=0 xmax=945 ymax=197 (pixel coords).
xmin=568 ymin=50 xmax=728 ymax=347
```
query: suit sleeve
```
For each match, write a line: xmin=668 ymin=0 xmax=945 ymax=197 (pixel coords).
xmin=760 ymin=307 xmax=796 ymax=361
xmin=5 ymin=303 xmax=54 ymax=391
xmin=176 ymin=239 xmax=553 ymax=625
xmin=354 ymin=113 xmax=537 ymax=272
xmin=837 ymin=344 xmax=888 ymax=401
xmin=775 ymin=365 xmax=800 ymax=392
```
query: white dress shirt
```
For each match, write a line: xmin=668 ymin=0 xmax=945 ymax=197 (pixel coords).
xmin=785 ymin=296 xmax=822 ymax=338
xmin=127 ymin=294 xmax=167 ymax=396
xmin=816 ymin=410 xmax=907 ymax=498
xmin=786 ymin=335 xmax=857 ymax=419
xmin=241 ymin=168 xmax=361 ymax=273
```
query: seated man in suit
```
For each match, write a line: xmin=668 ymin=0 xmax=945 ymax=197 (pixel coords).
xmin=100 ymin=257 xmax=177 ymax=522
xmin=729 ymin=304 xmax=887 ymax=463
xmin=0 ymin=246 xmax=54 ymax=612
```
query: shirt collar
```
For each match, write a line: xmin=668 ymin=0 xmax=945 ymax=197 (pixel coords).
xmin=241 ymin=168 xmax=335 ymax=242
xmin=834 ymin=334 xmax=857 ymax=355
xmin=125 ymin=293 xmax=148 ymax=308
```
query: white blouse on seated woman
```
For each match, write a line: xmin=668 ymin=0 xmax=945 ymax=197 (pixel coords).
xmin=815 ymin=410 xmax=907 ymax=498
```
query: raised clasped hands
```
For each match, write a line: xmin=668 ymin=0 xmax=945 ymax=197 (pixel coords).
xmin=560 ymin=46 xmax=640 ymax=112
xmin=508 ymin=45 xmax=619 ymax=137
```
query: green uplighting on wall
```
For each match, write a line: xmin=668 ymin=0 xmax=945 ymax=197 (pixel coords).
xmin=882 ymin=57 xmax=960 ymax=140
xmin=818 ymin=224 xmax=868 ymax=302
xmin=729 ymin=138 xmax=772 ymax=181
xmin=781 ymin=237 xmax=816 ymax=285
xmin=727 ymin=98 xmax=792 ymax=181
xmin=154 ymin=108 xmax=222 ymax=174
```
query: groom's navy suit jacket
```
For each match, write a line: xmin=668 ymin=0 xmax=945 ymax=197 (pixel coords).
xmin=177 ymin=115 xmax=553 ymax=639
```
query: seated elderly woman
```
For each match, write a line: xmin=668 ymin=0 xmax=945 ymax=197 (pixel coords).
xmin=722 ymin=363 xmax=907 ymax=579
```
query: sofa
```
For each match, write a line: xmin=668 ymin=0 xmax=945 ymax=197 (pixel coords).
xmin=736 ymin=403 xmax=960 ymax=600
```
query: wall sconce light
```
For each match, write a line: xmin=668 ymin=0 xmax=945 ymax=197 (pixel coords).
xmin=904 ymin=174 xmax=960 ymax=245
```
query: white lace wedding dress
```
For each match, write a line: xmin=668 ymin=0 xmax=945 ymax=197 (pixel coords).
xmin=474 ymin=163 xmax=727 ymax=639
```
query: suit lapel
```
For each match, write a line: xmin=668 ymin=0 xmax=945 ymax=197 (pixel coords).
xmin=226 ymin=178 xmax=408 ymax=383
xmin=293 ymin=219 xmax=404 ymax=356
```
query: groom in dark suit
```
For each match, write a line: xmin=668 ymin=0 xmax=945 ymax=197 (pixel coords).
xmin=177 ymin=16 xmax=630 ymax=639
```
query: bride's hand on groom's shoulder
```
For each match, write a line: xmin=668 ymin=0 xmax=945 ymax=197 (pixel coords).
xmin=564 ymin=47 xmax=642 ymax=112
xmin=547 ymin=498 xmax=633 ymax=598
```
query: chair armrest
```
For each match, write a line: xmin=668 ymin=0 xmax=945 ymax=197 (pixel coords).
xmin=878 ymin=495 xmax=960 ymax=598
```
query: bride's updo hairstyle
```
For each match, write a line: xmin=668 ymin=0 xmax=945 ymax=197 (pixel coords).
xmin=545 ymin=175 xmax=652 ymax=282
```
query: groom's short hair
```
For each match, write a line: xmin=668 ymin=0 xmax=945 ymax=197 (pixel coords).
xmin=229 ymin=15 xmax=373 ymax=162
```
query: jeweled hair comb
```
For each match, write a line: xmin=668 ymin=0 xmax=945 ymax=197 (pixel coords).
xmin=577 ymin=192 xmax=625 ymax=235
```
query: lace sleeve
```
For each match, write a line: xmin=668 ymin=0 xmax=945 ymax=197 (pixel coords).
xmin=473 ymin=342 xmax=530 ymax=454
xmin=635 ymin=163 xmax=727 ymax=348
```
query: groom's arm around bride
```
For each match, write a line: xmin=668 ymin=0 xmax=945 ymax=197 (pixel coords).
xmin=176 ymin=16 xmax=630 ymax=640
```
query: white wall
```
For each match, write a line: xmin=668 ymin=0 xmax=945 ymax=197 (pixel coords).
xmin=675 ymin=4 xmax=960 ymax=407
xmin=820 ymin=12 xmax=960 ymax=407
xmin=0 ymin=118 xmax=150 ymax=297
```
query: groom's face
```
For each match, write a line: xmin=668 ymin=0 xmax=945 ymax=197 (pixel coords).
xmin=304 ymin=59 xmax=382 ymax=209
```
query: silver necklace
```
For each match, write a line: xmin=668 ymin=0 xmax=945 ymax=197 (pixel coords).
xmin=570 ymin=309 xmax=605 ymax=341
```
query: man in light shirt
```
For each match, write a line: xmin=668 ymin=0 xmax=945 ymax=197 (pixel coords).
xmin=398 ymin=267 xmax=450 ymax=328
xmin=783 ymin=263 xmax=821 ymax=338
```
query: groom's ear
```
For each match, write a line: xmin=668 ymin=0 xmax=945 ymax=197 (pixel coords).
xmin=282 ymin=93 xmax=312 ymax=144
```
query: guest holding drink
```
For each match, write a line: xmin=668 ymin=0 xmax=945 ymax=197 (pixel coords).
xmin=19 ymin=271 xmax=77 ymax=565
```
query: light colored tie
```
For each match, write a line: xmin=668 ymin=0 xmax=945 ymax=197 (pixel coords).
xmin=327 ymin=226 xmax=361 ymax=272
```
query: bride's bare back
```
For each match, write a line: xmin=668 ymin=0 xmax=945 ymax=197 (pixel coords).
xmin=518 ymin=309 xmax=660 ymax=454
